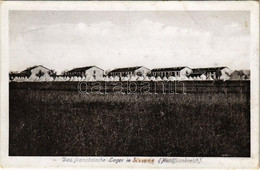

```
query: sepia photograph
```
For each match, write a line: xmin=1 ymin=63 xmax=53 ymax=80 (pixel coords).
xmin=0 ymin=1 xmax=259 ymax=168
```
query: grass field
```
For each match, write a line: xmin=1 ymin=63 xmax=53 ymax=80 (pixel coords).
xmin=9 ymin=88 xmax=250 ymax=156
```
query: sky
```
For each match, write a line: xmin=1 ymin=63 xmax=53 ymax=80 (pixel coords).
xmin=9 ymin=11 xmax=250 ymax=73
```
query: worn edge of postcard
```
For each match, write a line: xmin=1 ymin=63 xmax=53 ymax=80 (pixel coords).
xmin=0 ymin=1 xmax=259 ymax=169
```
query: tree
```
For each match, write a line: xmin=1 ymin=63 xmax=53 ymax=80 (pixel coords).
xmin=36 ymin=70 xmax=44 ymax=78
xmin=146 ymin=72 xmax=152 ymax=77
xmin=9 ymin=71 xmax=19 ymax=80
xmin=61 ymin=70 xmax=68 ymax=76
xmin=48 ymin=70 xmax=57 ymax=77
xmin=104 ymin=69 xmax=111 ymax=76
xmin=216 ymin=69 xmax=222 ymax=80
xmin=237 ymin=71 xmax=244 ymax=80
xmin=136 ymin=70 xmax=145 ymax=77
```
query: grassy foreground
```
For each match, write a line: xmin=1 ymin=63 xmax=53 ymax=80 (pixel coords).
xmin=9 ymin=89 xmax=250 ymax=156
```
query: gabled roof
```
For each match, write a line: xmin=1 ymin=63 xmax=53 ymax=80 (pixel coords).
xmin=67 ymin=66 xmax=103 ymax=73
xmin=231 ymin=70 xmax=250 ymax=76
xmin=151 ymin=66 xmax=190 ymax=72
xmin=192 ymin=67 xmax=228 ymax=74
xmin=241 ymin=70 xmax=250 ymax=75
xmin=20 ymin=65 xmax=50 ymax=74
xmin=110 ymin=66 xmax=144 ymax=73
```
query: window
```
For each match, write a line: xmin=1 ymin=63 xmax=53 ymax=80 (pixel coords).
xmin=93 ymin=70 xmax=96 ymax=74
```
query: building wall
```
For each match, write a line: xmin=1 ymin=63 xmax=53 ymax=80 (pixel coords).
xmin=85 ymin=67 xmax=104 ymax=78
xmin=152 ymin=67 xmax=192 ymax=77
xmin=230 ymin=70 xmax=250 ymax=80
xmin=110 ymin=71 xmax=134 ymax=77
xmin=30 ymin=66 xmax=51 ymax=78
xmin=65 ymin=71 xmax=84 ymax=77
xmin=65 ymin=67 xmax=104 ymax=78
xmin=134 ymin=67 xmax=151 ymax=76
xmin=152 ymin=71 xmax=176 ymax=77
xmin=204 ymin=70 xmax=217 ymax=79
xmin=110 ymin=67 xmax=150 ymax=77
xmin=152 ymin=71 xmax=178 ymax=77
xmin=218 ymin=68 xmax=231 ymax=80
xmin=180 ymin=68 xmax=192 ymax=77
xmin=230 ymin=71 xmax=240 ymax=80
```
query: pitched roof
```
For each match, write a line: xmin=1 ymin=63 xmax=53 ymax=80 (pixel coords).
xmin=151 ymin=66 xmax=189 ymax=72
xmin=231 ymin=70 xmax=250 ymax=76
xmin=20 ymin=65 xmax=50 ymax=74
xmin=67 ymin=66 xmax=103 ymax=73
xmin=109 ymin=66 xmax=143 ymax=73
xmin=188 ymin=73 xmax=204 ymax=77
xmin=192 ymin=67 xmax=228 ymax=74
xmin=241 ymin=70 xmax=250 ymax=75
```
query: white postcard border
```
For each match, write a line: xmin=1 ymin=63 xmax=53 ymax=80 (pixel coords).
xmin=0 ymin=1 xmax=259 ymax=168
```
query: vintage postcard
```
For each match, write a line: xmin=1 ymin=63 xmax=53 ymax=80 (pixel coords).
xmin=0 ymin=1 xmax=259 ymax=169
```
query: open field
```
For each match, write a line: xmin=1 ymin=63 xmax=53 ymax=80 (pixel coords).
xmin=9 ymin=82 xmax=250 ymax=156
xmin=9 ymin=80 xmax=250 ymax=94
